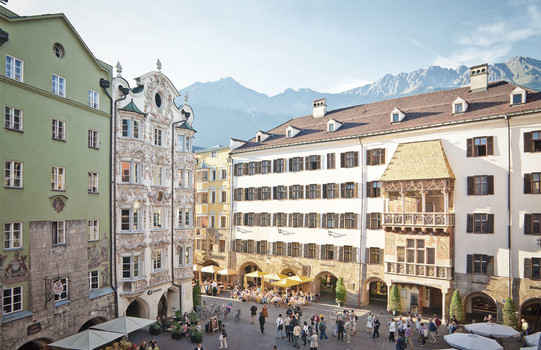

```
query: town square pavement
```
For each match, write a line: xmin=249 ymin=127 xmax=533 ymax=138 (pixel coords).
xmin=128 ymin=293 xmax=524 ymax=350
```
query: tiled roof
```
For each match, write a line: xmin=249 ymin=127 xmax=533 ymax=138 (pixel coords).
xmin=232 ymin=81 xmax=541 ymax=153
xmin=176 ymin=120 xmax=196 ymax=132
xmin=119 ymin=99 xmax=146 ymax=115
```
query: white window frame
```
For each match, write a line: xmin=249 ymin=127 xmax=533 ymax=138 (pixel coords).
xmin=4 ymin=222 xmax=22 ymax=250
xmin=3 ymin=286 xmax=22 ymax=314
xmin=88 ymin=130 xmax=99 ymax=149
xmin=154 ymin=128 xmax=163 ymax=146
xmin=120 ymin=208 xmax=140 ymax=231
xmin=4 ymin=160 xmax=23 ymax=188
xmin=152 ymin=165 xmax=163 ymax=186
xmin=185 ymin=246 xmax=192 ymax=265
xmin=153 ymin=208 xmax=163 ymax=229
xmin=185 ymin=170 xmax=192 ymax=188
xmin=152 ymin=249 xmax=164 ymax=271
xmin=185 ymin=137 xmax=192 ymax=152
xmin=52 ymin=74 xmax=66 ymax=97
xmin=88 ymin=220 xmax=99 ymax=241
xmin=89 ymin=270 xmax=99 ymax=290
xmin=52 ymin=221 xmax=65 ymax=245
xmin=51 ymin=166 xmax=65 ymax=191
xmin=210 ymin=215 xmax=216 ymax=228
xmin=54 ymin=277 xmax=68 ymax=301
xmin=88 ymin=172 xmax=98 ymax=193
xmin=178 ymin=246 xmax=184 ymax=265
xmin=4 ymin=105 xmax=23 ymax=131
xmin=88 ymin=90 xmax=99 ymax=109
xmin=178 ymin=135 xmax=185 ymax=151
xmin=122 ymin=255 xmax=141 ymax=279
xmin=221 ymin=169 xmax=227 ymax=180
xmin=5 ymin=55 xmax=23 ymax=82
xmin=52 ymin=119 xmax=65 ymax=141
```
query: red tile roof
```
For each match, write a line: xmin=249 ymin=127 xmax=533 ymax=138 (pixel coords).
xmin=232 ymin=81 xmax=541 ymax=154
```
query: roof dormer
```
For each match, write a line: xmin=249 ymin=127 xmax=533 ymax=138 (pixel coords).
xmin=452 ymin=97 xmax=468 ymax=114
xmin=286 ymin=125 xmax=301 ymax=138
xmin=327 ymin=118 xmax=342 ymax=132
xmin=255 ymin=130 xmax=270 ymax=143
xmin=391 ymin=107 xmax=406 ymax=123
xmin=510 ymin=87 xmax=526 ymax=105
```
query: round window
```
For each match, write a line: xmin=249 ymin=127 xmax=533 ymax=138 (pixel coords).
xmin=53 ymin=43 xmax=64 ymax=58
xmin=155 ymin=93 xmax=162 ymax=108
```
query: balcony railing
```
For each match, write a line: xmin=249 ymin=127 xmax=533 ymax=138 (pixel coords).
xmin=385 ymin=261 xmax=453 ymax=280
xmin=383 ymin=212 xmax=454 ymax=227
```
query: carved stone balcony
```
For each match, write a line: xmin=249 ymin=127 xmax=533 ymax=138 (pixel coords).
xmin=385 ymin=261 xmax=453 ymax=280
xmin=383 ymin=212 xmax=454 ymax=229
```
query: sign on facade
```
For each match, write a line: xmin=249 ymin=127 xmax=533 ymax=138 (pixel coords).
xmin=53 ymin=281 xmax=63 ymax=295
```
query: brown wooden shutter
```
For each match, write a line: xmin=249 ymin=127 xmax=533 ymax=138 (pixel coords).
xmin=299 ymin=213 xmax=304 ymax=227
xmin=380 ymin=149 xmax=385 ymax=164
xmin=273 ymin=159 xmax=277 ymax=173
xmin=367 ymin=213 xmax=371 ymax=229
xmin=467 ymin=138 xmax=473 ymax=157
xmin=487 ymin=256 xmax=494 ymax=276
xmin=305 ymin=214 xmax=309 ymax=227
xmin=354 ymin=152 xmax=359 ymax=167
xmin=287 ymin=243 xmax=292 ymax=256
xmin=524 ymin=132 xmax=533 ymax=153
xmin=487 ymin=214 xmax=494 ymax=233
xmin=273 ymin=186 xmax=277 ymax=200
xmin=288 ymin=213 xmax=293 ymax=227
xmin=525 ymin=214 xmax=532 ymax=234
xmin=339 ymin=247 xmax=344 ymax=262
xmin=366 ymin=248 xmax=371 ymax=264
xmin=340 ymin=214 xmax=345 ymax=228
xmin=317 ymin=155 xmax=321 ymax=169
xmin=334 ymin=183 xmax=339 ymax=198
xmin=487 ymin=175 xmax=494 ymax=195
xmin=379 ymin=249 xmax=384 ymax=265
xmin=322 ymin=214 xmax=327 ymax=228
xmin=273 ymin=242 xmax=277 ymax=255
xmin=256 ymin=213 xmax=261 ymax=226
xmin=366 ymin=150 xmax=372 ymax=165
xmin=289 ymin=158 xmax=293 ymax=172
xmin=289 ymin=186 xmax=293 ymax=199
xmin=467 ymin=254 xmax=473 ymax=273
xmin=305 ymin=185 xmax=309 ymax=199
xmin=243 ymin=164 xmax=249 ymax=175
xmin=244 ymin=189 xmax=249 ymax=201
xmin=340 ymin=183 xmax=346 ymax=198
xmin=305 ymin=156 xmax=310 ymax=170
xmin=524 ymin=173 xmax=532 ymax=194
xmin=273 ymin=213 xmax=277 ymax=226
xmin=366 ymin=182 xmax=373 ymax=198
xmin=467 ymin=176 xmax=474 ymax=195
xmin=322 ymin=184 xmax=327 ymax=199
xmin=299 ymin=186 xmax=304 ymax=199
xmin=353 ymin=247 xmax=358 ymax=263
xmin=234 ymin=164 xmax=238 ymax=176
xmin=303 ymin=244 xmax=308 ymax=258
xmin=257 ymin=161 xmax=262 ymax=174
xmin=486 ymin=136 xmax=494 ymax=155
xmin=317 ymin=184 xmax=321 ymax=199
xmin=524 ymin=258 xmax=532 ymax=278
xmin=316 ymin=213 xmax=320 ymax=228
xmin=354 ymin=214 xmax=359 ymax=229
xmin=257 ymin=187 xmax=262 ymax=200
xmin=354 ymin=182 xmax=359 ymax=198
xmin=299 ymin=157 xmax=304 ymax=171
xmin=341 ymin=153 xmax=346 ymax=168
xmin=467 ymin=214 xmax=473 ymax=233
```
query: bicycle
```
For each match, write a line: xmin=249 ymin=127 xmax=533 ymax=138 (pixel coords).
xmin=234 ymin=309 xmax=241 ymax=322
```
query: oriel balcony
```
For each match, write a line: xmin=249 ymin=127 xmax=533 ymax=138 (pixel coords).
xmin=385 ymin=260 xmax=453 ymax=280
xmin=383 ymin=212 xmax=455 ymax=228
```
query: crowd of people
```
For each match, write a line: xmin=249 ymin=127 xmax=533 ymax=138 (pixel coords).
xmin=230 ymin=284 xmax=318 ymax=308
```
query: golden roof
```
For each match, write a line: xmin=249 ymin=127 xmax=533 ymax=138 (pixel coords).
xmin=380 ymin=140 xmax=455 ymax=181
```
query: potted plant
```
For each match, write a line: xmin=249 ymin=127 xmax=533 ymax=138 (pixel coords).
xmin=171 ymin=321 xmax=183 ymax=340
xmin=188 ymin=311 xmax=199 ymax=325
xmin=190 ymin=325 xmax=202 ymax=343
xmin=174 ymin=309 xmax=183 ymax=322
xmin=193 ymin=280 xmax=202 ymax=308
xmin=218 ymin=319 xmax=222 ymax=331
xmin=388 ymin=284 xmax=401 ymax=315
xmin=449 ymin=290 xmax=465 ymax=322
xmin=149 ymin=322 xmax=161 ymax=336
xmin=335 ymin=277 xmax=346 ymax=307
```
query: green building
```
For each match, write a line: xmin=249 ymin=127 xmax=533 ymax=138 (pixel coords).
xmin=0 ymin=6 xmax=115 ymax=349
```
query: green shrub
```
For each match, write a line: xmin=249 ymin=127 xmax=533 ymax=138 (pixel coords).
xmin=149 ymin=322 xmax=161 ymax=335
xmin=502 ymin=296 xmax=518 ymax=330
xmin=388 ymin=284 xmax=401 ymax=313
xmin=448 ymin=290 xmax=465 ymax=322
xmin=193 ymin=280 xmax=202 ymax=308
xmin=188 ymin=311 xmax=199 ymax=324
xmin=335 ymin=277 xmax=346 ymax=306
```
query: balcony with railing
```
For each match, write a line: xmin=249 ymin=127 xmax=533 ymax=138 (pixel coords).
xmin=383 ymin=212 xmax=455 ymax=228
xmin=385 ymin=261 xmax=453 ymax=280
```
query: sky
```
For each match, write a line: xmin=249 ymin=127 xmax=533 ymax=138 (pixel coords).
xmin=6 ymin=0 xmax=541 ymax=95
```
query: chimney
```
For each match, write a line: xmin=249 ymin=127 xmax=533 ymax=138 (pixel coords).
xmin=470 ymin=63 xmax=488 ymax=92
xmin=313 ymin=98 xmax=327 ymax=118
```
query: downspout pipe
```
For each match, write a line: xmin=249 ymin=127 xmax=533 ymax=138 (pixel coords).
xmin=505 ymin=115 xmax=512 ymax=297
xmin=358 ymin=137 xmax=365 ymax=308
xmin=171 ymin=121 xmax=183 ymax=315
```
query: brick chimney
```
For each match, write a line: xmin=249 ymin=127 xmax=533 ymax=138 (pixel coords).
xmin=470 ymin=63 xmax=488 ymax=92
xmin=313 ymin=98 xmax=327 ymax=118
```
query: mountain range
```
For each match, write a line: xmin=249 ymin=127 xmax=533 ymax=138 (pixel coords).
xmin=176 ymin=56 xmax=541 ymax=148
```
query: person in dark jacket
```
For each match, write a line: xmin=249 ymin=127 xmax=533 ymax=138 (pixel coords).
xmin=259 ymin=312 xmax=266 ymax=334
xmin=251 ymin=303 xmax=258 ymax=324
xmin=396 ymin=333 xmax=406 ymax=350
xmin=219 ymin=324 xmax=228 ymax=349
xmin=372 ymin=316 xmax=381 ymax=338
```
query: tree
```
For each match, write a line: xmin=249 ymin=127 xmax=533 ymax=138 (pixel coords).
xmin=335 ymin=277 xmax=346 ymax=306
xmin=193 ymin=279 xmax=202 ymax=308
xmin=502 ymin=296 xmax=518 ymax=330
xmin=388 ymin=284 xmax=401 ymax=314
xmin=448 ymin=290 xmax=465 ymax=322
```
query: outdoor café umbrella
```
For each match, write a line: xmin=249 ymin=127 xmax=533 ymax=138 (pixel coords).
xmin=245 ymin=271 xmax=266 ymax=278
xmin=90 ymin=316 xmax=155 ymax=335
xmin=49 ymin=329 xmax=122 ymax=350
xmin=525 ymin=332 xmax=541 ymax=347
xmin=217 ymin=268 xmax=238 ymax=286
xmin=465 ymin=322 xmax=520 ymax=338
xmin=270 ymin=278 xmax=301 ymax=288
xmin=201 ymin=265 xmax=221 ymax=280
xmin=444 ymin=333 xmax=503 ymax=350
xmin=262 ymin=273 xmax=288 ymax=282
xmin=287 ymin=275 xmax=314 ymax=283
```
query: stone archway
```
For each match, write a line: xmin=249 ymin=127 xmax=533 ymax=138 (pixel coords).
xmin=313 ymin=271 xmax=337 ymax=303
xmin=239 ymin=261 xmax=262 ymax=288
xmin=520 ymin=298 xmax=541 ymax=333
xmin=125 ymin=297 xmax=150 ymax=318
xmin=78 ymin=316 xmax=108 ymax=332
xmin=16 ymin=337 xmax=53 ymax=350
xmin=280 ymin=268 xmax=296 ymax=277
xmin=364 ymin=277 xmax=387 ymax=306
xmin=464 ymin=292 xmax=498 ymax=323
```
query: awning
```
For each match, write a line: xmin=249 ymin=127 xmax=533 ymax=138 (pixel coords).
xmin=217 ymin=268 xmax=238 ymax=276
xmin=271 ymin=278 xmax=302 ymax=288
xmin=245 ymin=271 xmax=266 ymax=278
xmin=287 ymin=275 xmax=314 ymax=283
xmin=380 ymin=140 xmax=454 ymax=182
xmin=90 ymin=316 xmax=155 ymax=335
xmin=262 ymin=273 xmax=288 ymax=281
xmin=49 ymin=329 xmax=123 ymax=350
xmin=201 ymin=265 xmax=222 ymax=274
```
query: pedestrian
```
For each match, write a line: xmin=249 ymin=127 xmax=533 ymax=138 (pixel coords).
xmin=276 ymin=314 xmax=285 ymax=338
xmin=419 ymin=322 xmax=427 ymax=347
xmin=302 ymin=321 xmax=309 ymax=345
xmin=193 ymin=343 xmax=203 ymax=350
xmin=388 ymin=318 xmax=396 ymax=342
xmin=396 ymin=333 xmax=406 ymax=350
xmin=405 ymin=324 xmax=414 ymax=350
xmin=415 ymin=315 xmax=422 ymax=342
xmin=428 ymin=318 xmax=437 ymax=344
xmin=367 ymin=312 xmax=374 ymax=334
xmin=259 ymin=312 xmax=266 ymax=334
xmin=433 ymin=314 xmax=441 ymax=336
xmin=285 ymin=315 xmax=292 ymax=342
xmin=139 ymin=341 xmax=146 ymax=350
xmin=344 ymin=317 xmax=351 ymax=344
xmin=287 ymin=316 xmax=295 ymax=342
xmin=293 ymin=323 xmax=301 ymax=348
xmin=251 ymin=303 xmax=258 ymax=324
xmin=330 ymin=311 xmax=337 ymax=337
xmin=148 ymin=339 xmax=157 ymax=349
xmin=219 ymin=324 xmax=227 ymax=349
xmin=337 ymin=316 xmax=345 ymax=341
xmin=372 ymin=316 xmax=380 ymax=338
xmin=350 ymin=310 xmax=357 ymax=335
xmin=519 ymin=319 xmax=529 ymax=342
xmin=262 ymin=304 xmax=269 ymax=318
xmin=318 ymin=316 xmax=328 ymax=341
xmin=309 ymin=331 xmax=319 ymax=350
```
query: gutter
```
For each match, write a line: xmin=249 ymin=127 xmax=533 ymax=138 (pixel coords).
xmin=170 ymin=120 xmax=183 ymax=314
xmin=358 ymin=137 xmax=366 ymax=308
xmin=505 ymin=115 xmax=512 ymax=298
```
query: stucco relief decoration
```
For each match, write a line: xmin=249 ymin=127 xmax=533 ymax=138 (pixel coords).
xmin=101 ymin=265 xmax=110 ymax=286
xmin=100 ymin=236 xmax=110 ymax=260
xmin=144 ymin=76 xmax=174 ymax=124
xmin=149 ymin=231 xmax=170 ymax=247
xmin=118 ymin=234 xmax=147 ymax=251
xmin=174 ymin=266 xmax=193 ymax=279
xmin=132 ymin=278 xmax=148 ymax=292
xmin=88 ymin=243 xmax=103 ymax=268
xmin=437 ymin=237 xmax=450 ymax=260
xmin=1 ymin=251 xmax=28 ymax=283
xmin=149 ymin=270 xmax=170 ymax=286
xmin=51 ymin=196 xmax=66 ymax=213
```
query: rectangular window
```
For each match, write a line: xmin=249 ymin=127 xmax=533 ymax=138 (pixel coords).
xmin=291 ymin=242 xmax=300 ymax=257
xmin=324 ymin=183 xmax=336 ymax=199
xmin=306 ymin=155 xmax=321 ymax=170
xmin=474 ymin=254 xmax=488 ymax=274
xmin=221 ymin=169 xmax=227 ymax=179
xmin=525 ymin=131 xmax=541 ymax=153
xmin=513 ymin=93 xmax=522 ymax=104
xmin=51 ymin=167 xmax=65 ymax=191
xmin=3 ymin=286 xmax=22 ymax=314
xmin=177 ymin=135 xmax=185 ymax=151
xmin=342 ymin=182 xmax=356 ymax=198
xmin=54 ymin=277 xmax=68 ymax=301
xmin=366 ymin=149 xmax=384 ymax=166
xmin=290 ymin=157 xmax=303 ymax=172
xmin=308 ymin=184 xmax=319 ymax=199
xmin=4 ymin=222 xmax=22 ymax=250
xmin=291 ymin=185 xmax=303 ymax=199
xmin=369 ymin=247 xmax=382 ymax=264
xmin=220 ymin=191 xmax=227 ymax=203
xmin=397 ymin=246 xmax=405 ymax=262
xmin=326 ymin=213 xmax=338 ymax=229
xmin=210 ymin=191 xmax=216 ymax=203
xmin=52 ymin=119 xmax=65 ymax=141
xmin=121 ymin=119 xmax=131 ymax=137
xmin=88 ymin=172 xmax=98 ymax=193
xmin=262 ymin=160 xmax=271 ymax=174
xmin=275 ymin=186 xmax=287 ymax=200
xmin=210 ymin=170 xmax=216 ymax=181
xmin=276 ymin=241 xmax=284 ymax=256
xmin=197 ymin=171 xmax=208 ymax=181
xmin=88 ymin=130 xmax=99 ymax=149
xmin=5 ymin=55 xmax=23 ymax=81
xmin=324 ymin=244 xmax=334 ymax=260
xmin=154 ymin=128 xmax=163 ymax=146
xmin=88 ymin=220 xmax=99 ymax=241
xmin=327 ymin=153 xmax=335 ymax=169
xmin=185 ymin=246 xmax=192 ymax=265
xmin=275 ymin=213 xmax=287 ymax=227
xmin=121 ymin=161 xmax=131 ymax=183
xmin=532 ymin=258 xmax=541 ymax=280
xmin=524 ymin=213 xmax=541 ymax=235
xmin=368 ymin=181 xmax=381 ymax=198
xmin=525 ymin=173 xmax=541 ymax=194
xmin=367 ymin=213 xmax=381 ymax=229
xmin=152 ymin=250 xmax=163 ymax=270
xmin=427 ymin=247 xmax=435 ymax=265
xmin=220 ymin=216 xmax=227 ymax=228
xmin=467 ymin=213 xmax=494 ymax=234
xmin=122 ymin=255 xmax=141 ymax=279
xmin=260 ymin=213 xmax=270 ymax=226
xmin=152 ymin=166 xmax=163 ymax=186
xmin=344 ymin=246 xmax=353 ymax=262
xmin=274 ymin=159 xmax=285 ymax=173
xmin=248 ymin=162 xmax=257 ymax=175
xmin=344 ymin=213 xmax=357 ymax=229
xmin=308 ymin=213 xmax=318 ymax=228
xmin=4 ymin=106 xmax=23 ymax=131
xmin=121 ymin=209 xmax=140 ymax=231
xmin=52 ymin=74 xmax=66 ymax=97
xmin=292 ymin=213 xmax=303 ymax=227
xmin=467 ymin=136 xmax=494 ymax=157
xmin=454 ymin=104 xmax=463 ymax=114
xmin=306 ymin=243 xmax=316 ymax=258
xmin=185 ymin=137 xmax=192 ymax=152
xmin=467 ymin=175 xmax=494 ymax=195
xmin=89 ymin=90 xmax=99 ymax=109
xmin=4 ymin=160 xmax=23 ymax=188
xmin=153 ymin=209 xmax=163 ymax=228
xmin=52 ymin=221 xmax=65 ymax=245
xmin=89 ymin=270 xmax=99 ymax=290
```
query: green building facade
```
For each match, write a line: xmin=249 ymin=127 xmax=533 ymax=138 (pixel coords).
xmin=1 ymin=6 xmax=115 ymax=349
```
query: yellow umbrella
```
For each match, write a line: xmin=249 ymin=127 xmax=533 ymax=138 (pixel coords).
xmin=263 ymin=273 xmax=288 ymax=281
xmin=201 ymin=265 xmax=221 ymax=273
xmin=270 ymin=278 xmax=302 ymax=288
xmin=245 ymin=271 xmax=267 ymax=278
xmin=217 ymin=268 xmax=238 ymax=276
xmin=287 ymin=275 xmax=314 ymax=283
xmin=193 ymin=264 xmax=202 ymax=271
